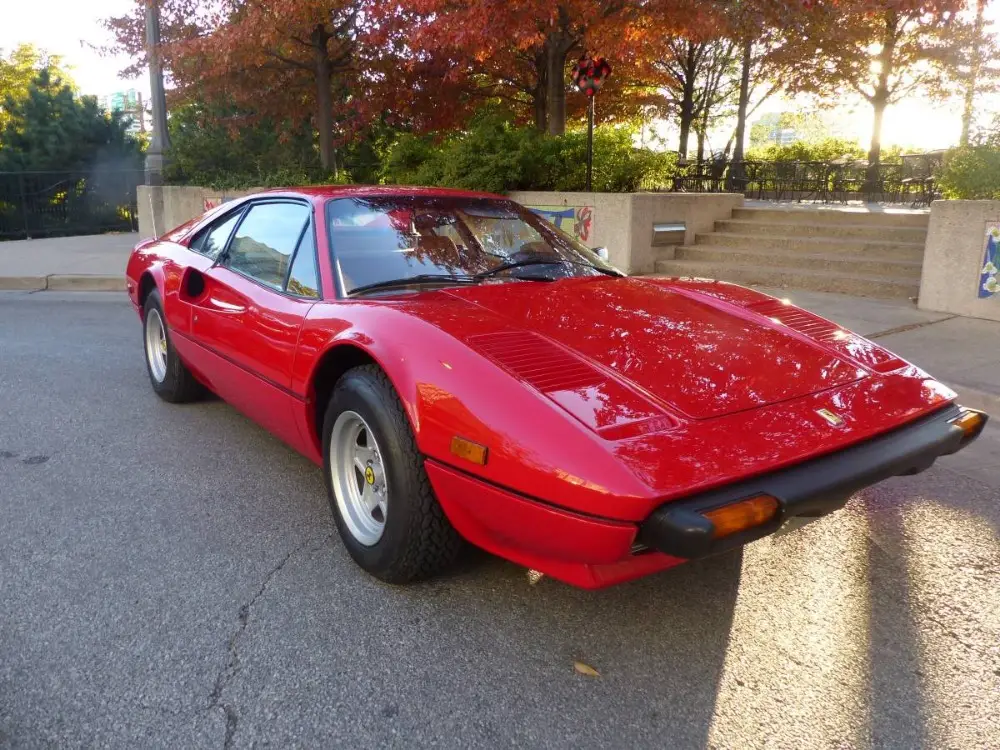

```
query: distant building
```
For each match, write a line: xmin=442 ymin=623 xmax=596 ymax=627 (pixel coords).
xmin=96 ymin=89 xmax=146 ymax=135
xmin=752 ymin=113 xmax=799 ymax=146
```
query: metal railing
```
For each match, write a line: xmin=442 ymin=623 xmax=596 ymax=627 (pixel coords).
xmin=666 ymin=157 xmax=942 ymax=206
xmin=0 ymin=170 xmax=142 ymax=240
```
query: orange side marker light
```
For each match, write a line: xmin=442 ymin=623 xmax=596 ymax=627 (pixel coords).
xmin=951 ymin=409 xmax=986 ymax=439
xmin=450 ymin=436 xmax=488 ymax=466
xmin=703 ymin=494 xmax=780 ymax=539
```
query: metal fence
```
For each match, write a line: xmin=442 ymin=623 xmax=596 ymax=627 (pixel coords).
xmin=667 ymin=155 xmax=943 ymax=206
xmin=0 ymin=170 xmax=143 ymax=240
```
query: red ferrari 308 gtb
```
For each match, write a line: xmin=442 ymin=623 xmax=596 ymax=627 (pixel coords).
xmin=126 ymin=186 xmax=988 ymax=589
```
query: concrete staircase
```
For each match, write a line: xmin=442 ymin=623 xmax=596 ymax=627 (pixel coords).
xmin=653 ymin=206 xmax=929 ymax=299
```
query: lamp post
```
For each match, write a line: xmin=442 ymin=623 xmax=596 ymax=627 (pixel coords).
xmin=145 ymin=0 xmax=171 ymax=186
xmin=571 ymin=55 xmax=611 ymax=193
xmin=586 ymin=96 xmax=595 ymax=193
xmin=573 ymin=52 xmax=611 ymax=193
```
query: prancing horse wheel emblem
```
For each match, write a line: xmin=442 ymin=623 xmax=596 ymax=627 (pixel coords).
xmin=816 ymin=408 xmax=845 ymax=427
xmin=364 ymin=465 xmax=376 ymax=485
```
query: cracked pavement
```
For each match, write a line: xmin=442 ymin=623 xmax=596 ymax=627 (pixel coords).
xmin=1 ymin=291 xmax=998 ymax=749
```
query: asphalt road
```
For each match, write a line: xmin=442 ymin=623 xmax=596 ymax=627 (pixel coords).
xmin=2 ymin=291 xmax=998 ymax=750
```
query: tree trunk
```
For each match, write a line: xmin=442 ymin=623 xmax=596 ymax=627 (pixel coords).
xmin=546 ymin=35 xmax=568 ymax=136
xmin=677 ymin=94 xmax=693 ymax=161
xmin=867 ymin=95 xmax=888 ymax=171
xmin=866 ymin=11 xmax=898 ymax=192
xmin=533 ymin=51 xmax=548 ymax=132
xmin=727 ymin=40 xmax=752 ymax=190
xmin=961 ymin=0 xmax=986 ymax=146
xmin=696 ymin=104 xmax=709 ymax=163
xmin=312 ymin=24 xmax=334 ymax=172
xmin=677 ymin=45 xmax=697 ymax=161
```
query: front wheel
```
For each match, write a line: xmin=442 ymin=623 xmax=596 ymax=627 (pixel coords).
xmin=142 ymin=290 xmax=203 ymax=403
xmin=322 ymin=365 xmax=463 ymax=583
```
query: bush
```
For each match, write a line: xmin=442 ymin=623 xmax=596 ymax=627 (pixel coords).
xmin=745 ymin=137 xmax=866 ymax=163
xmin=380 ymin=112 xmax=677 ymax=193
xmin=163 ymin=104 xmax=676 ymax=193
xmin=164 ymin=102 xmax=364 ymax=189
xmin=938 ymin=145 xmax=1000 ymax=199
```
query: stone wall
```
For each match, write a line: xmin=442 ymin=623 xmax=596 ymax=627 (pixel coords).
xmin=137 ymin=186 xmax=258 ymax=238
xmin=919 ymin=200 xmax=1000 ymax=323
xmin=509 ymin=191 xmax=744 ymax=274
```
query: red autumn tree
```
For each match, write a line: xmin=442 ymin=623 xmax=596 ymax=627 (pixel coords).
xmin=107 ymin=0 xmax=369 ymax=173
xmin=102 ymin=0 xmax=206 ymax=78
xmin=385 ymin=0 xmax=707 ymax=135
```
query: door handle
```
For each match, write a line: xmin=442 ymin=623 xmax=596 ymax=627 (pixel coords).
xmin=206 ymin=296 xmax=246 ymax=313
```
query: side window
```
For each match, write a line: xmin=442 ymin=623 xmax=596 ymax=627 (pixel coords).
xmin=226 ymin=202 xmax=310 ymax=289
xmin=191 ymin=211 xmax=243 ymax=260
xmin=286 ymin=225 xmax=320 ymax=298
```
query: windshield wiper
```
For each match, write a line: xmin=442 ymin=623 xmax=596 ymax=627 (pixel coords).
xmin=348 ymin=274 xmax=480 ymax=296
xmin=475 ymin=259 xmax=565 ymax=279
xmin=475 ymin=258 xmax=624 ymax=279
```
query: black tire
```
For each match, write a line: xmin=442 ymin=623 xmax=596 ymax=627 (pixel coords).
xmin=322 ymin=365 xmax=463 ymax=583
xmin=142 ymin=290 xmax=203 ymax=403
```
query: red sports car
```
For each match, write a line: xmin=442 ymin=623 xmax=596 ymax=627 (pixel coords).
xmin=126 ymin=186 xmax=988 ymax=589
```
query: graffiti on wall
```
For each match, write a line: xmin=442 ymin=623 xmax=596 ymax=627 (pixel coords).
xmin=980 ymin=223 xmax=1000 ymax=298
xmin=203 ymin=196 xmax=238 ymax=212
xmin=528 ymin=205 xmax=594 ymax=244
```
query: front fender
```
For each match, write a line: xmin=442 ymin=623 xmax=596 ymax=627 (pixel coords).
xmin=297 ymin=299 xmax=657 ymax=521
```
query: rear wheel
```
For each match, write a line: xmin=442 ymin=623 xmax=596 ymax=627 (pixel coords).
xmin=322 ymin=365 xmax=463 ymax=583
xmin=142 ymin=290 xmax=203 ymax=403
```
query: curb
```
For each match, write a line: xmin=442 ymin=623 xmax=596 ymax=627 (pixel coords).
xmin=0 ymin=276 xmax=46 ymax=291
xmin=0 ymin=275 xmax=123 ymax=292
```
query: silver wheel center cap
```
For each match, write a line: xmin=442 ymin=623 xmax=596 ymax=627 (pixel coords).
xmin=330 ymin=411 xmax=388 ymax=546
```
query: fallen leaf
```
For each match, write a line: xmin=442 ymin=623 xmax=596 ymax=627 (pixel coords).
xmin=574 ymin=661 xmax=600 ymax=677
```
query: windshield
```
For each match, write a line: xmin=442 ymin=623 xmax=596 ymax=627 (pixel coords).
xmin=325 ymin=196 xmax=617 ymax=295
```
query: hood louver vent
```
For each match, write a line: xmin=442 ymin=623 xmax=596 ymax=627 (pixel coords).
xmin=468 ymin=331 xmax=604 ymax=393
xmin=748 ymin=299 xmax=904 ymax=373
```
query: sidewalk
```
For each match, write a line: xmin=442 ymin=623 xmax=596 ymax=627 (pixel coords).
xmin=0 ymin=232 xmax=137 ymax=291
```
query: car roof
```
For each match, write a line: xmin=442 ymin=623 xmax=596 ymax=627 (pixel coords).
xmin=255 ymin=185 xmax=508 ymax=202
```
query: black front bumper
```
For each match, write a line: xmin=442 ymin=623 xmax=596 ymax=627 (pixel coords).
xmin=637 ymin=404 xmax=988 ymax=560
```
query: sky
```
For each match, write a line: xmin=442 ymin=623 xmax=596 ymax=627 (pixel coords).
xmin=2 ymin=1 xmax=997 ymax=153
xmin=0 ymin=0 xmax=149 ymax=99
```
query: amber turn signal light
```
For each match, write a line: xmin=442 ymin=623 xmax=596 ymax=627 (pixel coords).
xmin=450 ymin=436 xmax=488 ymax=466
xmin=703 ymin=494 xmax=780 ymax=540
xmin=951 ymin=409 xmax=986 ymax=440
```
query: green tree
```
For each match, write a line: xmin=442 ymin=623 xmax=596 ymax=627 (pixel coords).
xmin=164 ymin=102 xmax=321 ymax=188
xmin=163 ymin=100 xmax=395 ymax=188
xmin=0 ymin=69 xmax=142 ymax=172
xmin=0 ymin=44 xmax=72 ymax=132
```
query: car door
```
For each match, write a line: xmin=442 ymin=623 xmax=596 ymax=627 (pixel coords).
xmin=186 ymin=200 xmax=320 ymax=450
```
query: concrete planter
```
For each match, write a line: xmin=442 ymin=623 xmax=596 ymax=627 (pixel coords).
xmin=920 ymin=200 xmax=1000 ymax=322
xmin=510 ymin=191 xmax=744 ymax=274
xmin=138 ymin=185 xmax=260 ymax=239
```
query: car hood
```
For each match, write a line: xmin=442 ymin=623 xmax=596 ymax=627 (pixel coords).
xmin=445 ymin=277 xmax=864 ymax=420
